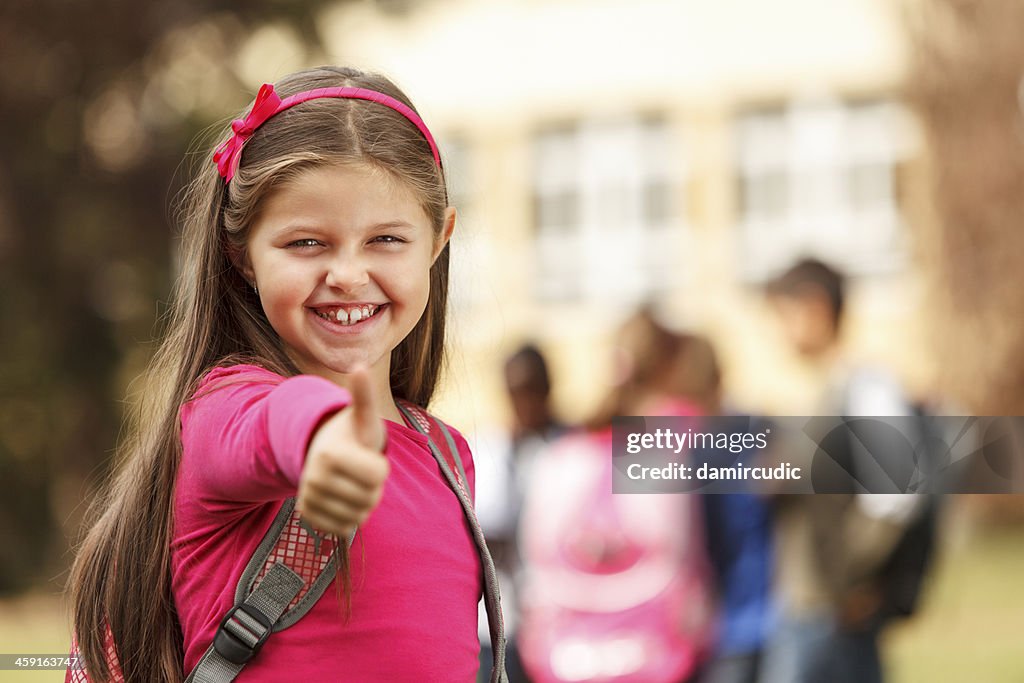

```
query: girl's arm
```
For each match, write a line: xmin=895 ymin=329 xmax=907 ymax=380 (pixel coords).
xmin=179 ymin=364 xmax=352 ymax=508
xmin=180 ymin=364 xmax=389 ymax=538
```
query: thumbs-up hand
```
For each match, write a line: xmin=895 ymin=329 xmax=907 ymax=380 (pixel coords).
xmin=297 ymin=368 xmax=389 ymax=537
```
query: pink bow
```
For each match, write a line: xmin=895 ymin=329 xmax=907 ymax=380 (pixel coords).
xmin=212 ymin=82 xmax=442 ymax=183
xmin=213 ymin=83 xmax=283 ymax=181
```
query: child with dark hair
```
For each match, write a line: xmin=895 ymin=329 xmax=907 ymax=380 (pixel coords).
xmin=476 ymin=343 xmax=566 ymax=683
xmin=762 ymin=257 xmax=932 ymax=683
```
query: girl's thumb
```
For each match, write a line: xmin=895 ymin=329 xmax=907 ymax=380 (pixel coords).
xmin=348 ymin=367 xmax=385 ymax=452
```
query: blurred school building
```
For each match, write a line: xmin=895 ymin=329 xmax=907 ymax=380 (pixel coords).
xmin=294 ymin=0 xmax=932 ymax=426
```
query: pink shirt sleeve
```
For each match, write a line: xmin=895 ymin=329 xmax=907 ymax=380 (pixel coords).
xmin=178 ymin=364 xmax=351 ymax=509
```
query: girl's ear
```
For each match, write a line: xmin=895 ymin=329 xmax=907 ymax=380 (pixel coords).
xmin=228 ymin=244 xmax=256 ymax=286
xmin=432 ymin=207 xmax=457 ymax=264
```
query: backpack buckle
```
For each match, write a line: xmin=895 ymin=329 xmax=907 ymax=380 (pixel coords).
xmin=213 ymin=603 xmax=274 ymax=665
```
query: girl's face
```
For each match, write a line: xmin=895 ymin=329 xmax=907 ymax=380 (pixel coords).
xmin=241 ymin=163 xmax=453 ymax=390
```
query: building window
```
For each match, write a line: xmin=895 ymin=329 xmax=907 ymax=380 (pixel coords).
xmin=735 ymin=98 xmax=916 ymax=280
xmin=531 ymin=116 xmax=685 ymax=304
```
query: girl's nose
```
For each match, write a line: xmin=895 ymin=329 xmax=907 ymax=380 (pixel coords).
xmin=325 ymin=252 xmax=370 ymax=291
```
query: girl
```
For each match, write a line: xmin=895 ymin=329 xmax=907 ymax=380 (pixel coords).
xmin=66 ymin=66 xmax=505 ymax=683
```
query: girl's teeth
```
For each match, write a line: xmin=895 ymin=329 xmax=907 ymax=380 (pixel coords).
xmin=319 ymin=304 xmax=379 ymax=325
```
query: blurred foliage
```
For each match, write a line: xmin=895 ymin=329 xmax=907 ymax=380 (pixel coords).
xmin=0 ymin=0 xmax=342 ymax=594
xmin=904 ymin=0 xmax=1024 ymax=415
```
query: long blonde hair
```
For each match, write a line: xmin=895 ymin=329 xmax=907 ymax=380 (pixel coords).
xmin=68 ymin=66 xmax=452 ymax=682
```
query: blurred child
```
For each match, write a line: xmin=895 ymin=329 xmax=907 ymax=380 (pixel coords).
xmin=476 ymin=344 xmax=566 ymax=683
xmin=673 ymin=337 xmax=775 ymax=683
xmin=761 ymin=258 xmax=934 ymax=683
xmin=516 ymin=308 xmax=715 ymax=683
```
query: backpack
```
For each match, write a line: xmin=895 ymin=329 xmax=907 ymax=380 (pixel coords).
xmin=67 ymin=401 xmax=508 ymax=683
xmin=516 ymin=427 xmax=714 ymax=683
xmin=816 ymin=373 xmax=942 ymax=622
xmin=841 ymin=408 xmax=942 ymax=620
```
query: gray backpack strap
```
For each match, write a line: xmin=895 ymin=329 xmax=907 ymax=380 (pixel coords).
xmin=186 ymin=498 xmax=355 ymax=683
xmin=185 ymin=562 xmax=303 ymax=683
xmin=439 ymin=418 xmax=471 ymax=490
xmin=396 ymin=402 xmax=509 ymax=683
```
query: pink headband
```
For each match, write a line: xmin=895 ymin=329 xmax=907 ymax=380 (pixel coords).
xmin=212 ymin=83 xmax=442 ymax=182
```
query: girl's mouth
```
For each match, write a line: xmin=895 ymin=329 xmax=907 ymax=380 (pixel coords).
xmin=311 ymin=303 xmax=386 ymax=327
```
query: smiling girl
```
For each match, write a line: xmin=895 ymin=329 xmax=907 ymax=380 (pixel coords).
xmin=66 ymin=66 xmax=506 ymax=683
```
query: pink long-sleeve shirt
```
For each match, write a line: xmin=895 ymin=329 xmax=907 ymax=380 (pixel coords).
xmin=172 ymin=364 xmax=481 ymax=681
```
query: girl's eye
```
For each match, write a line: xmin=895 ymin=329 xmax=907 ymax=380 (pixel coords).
xmin=288 ymin=239 xmax=323 ymax=248
xmin=372 ymin=235 xmax=406 ymax=245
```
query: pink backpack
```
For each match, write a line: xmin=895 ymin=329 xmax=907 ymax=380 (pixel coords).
xmin=517 ymin=427 xmax=714 ymax=683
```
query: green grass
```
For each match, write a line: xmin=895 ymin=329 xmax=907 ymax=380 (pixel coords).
xmin=0 ymin=591 xmax=71 ymax=683
xmin=886 ymin=525 xmax=1024 ymax=683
